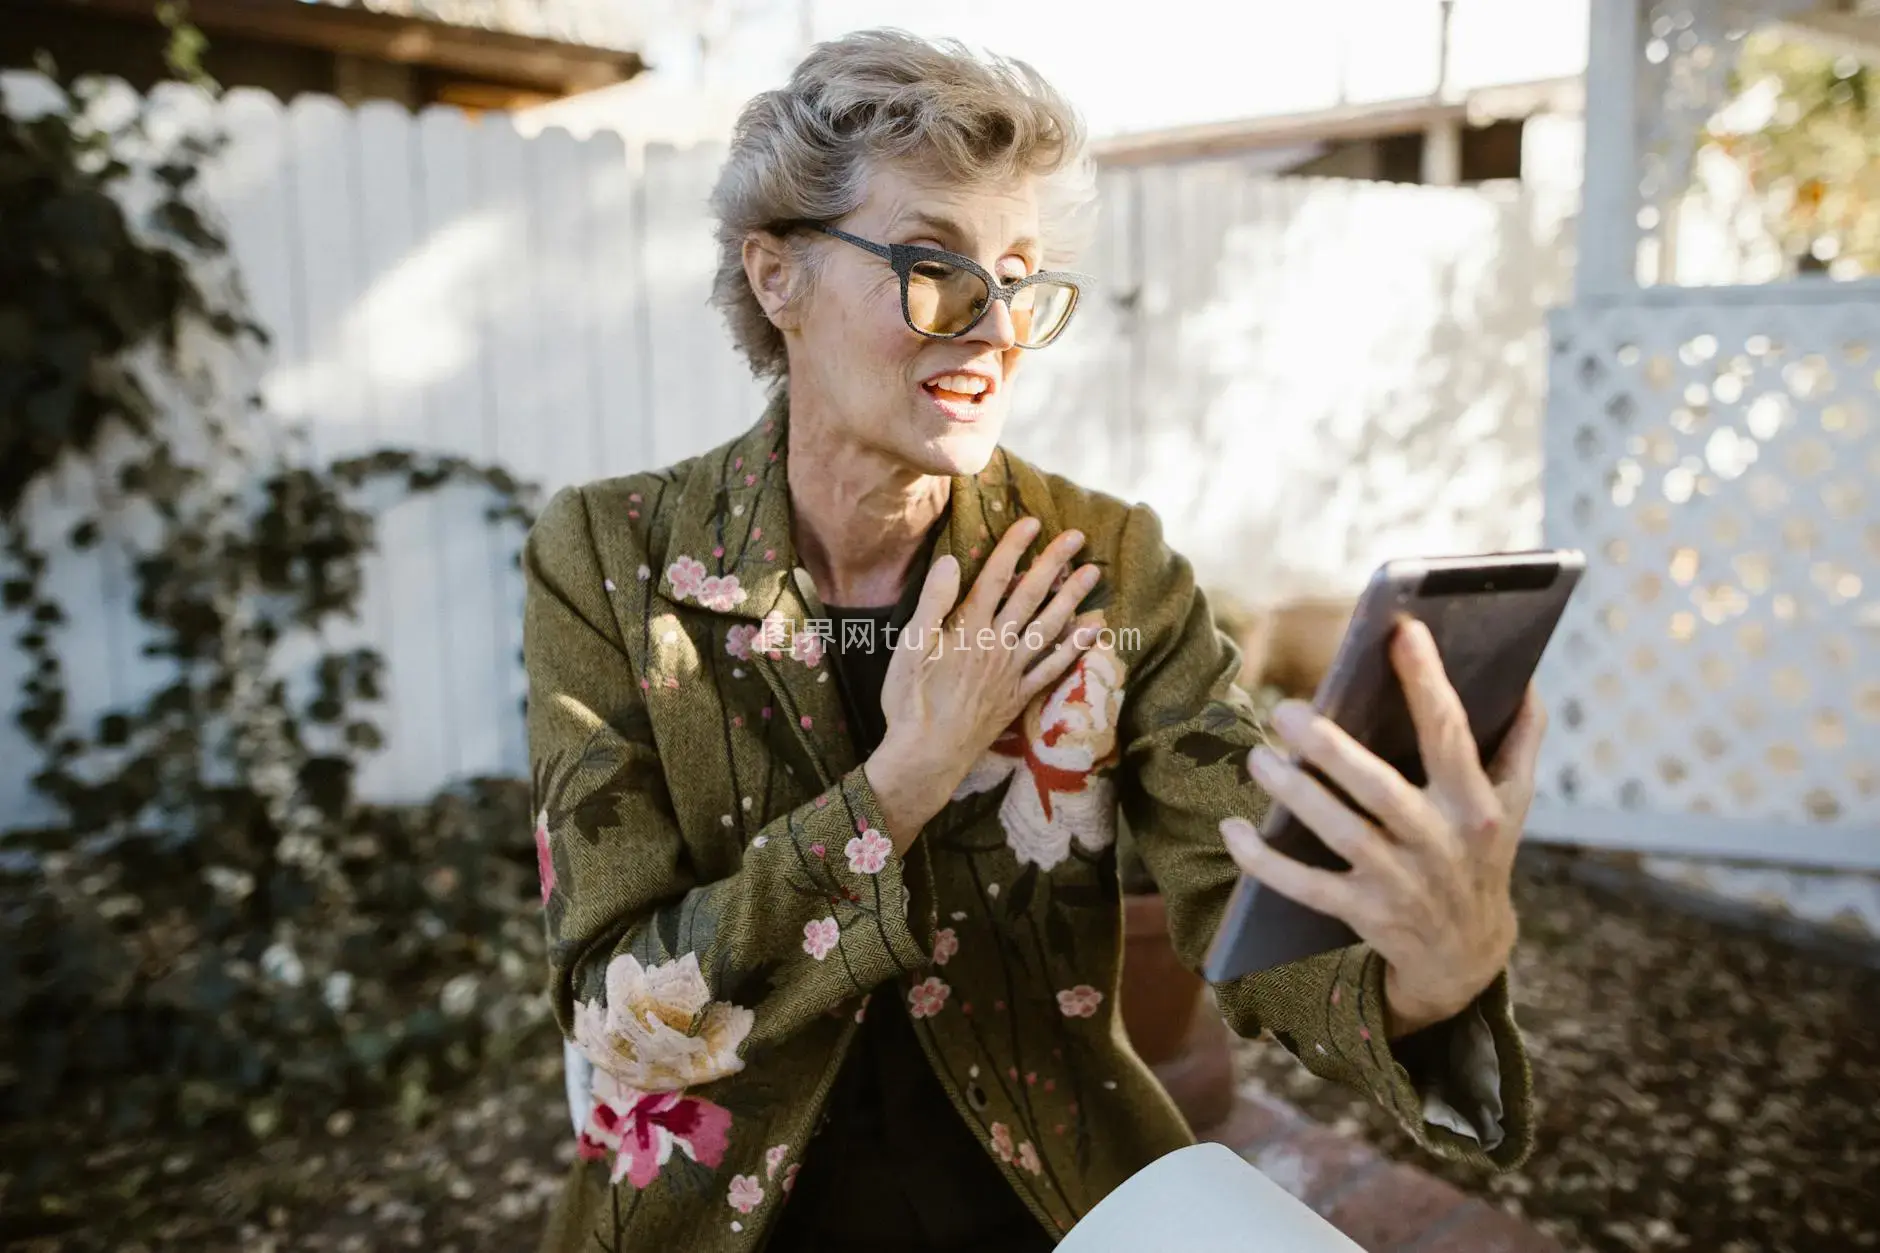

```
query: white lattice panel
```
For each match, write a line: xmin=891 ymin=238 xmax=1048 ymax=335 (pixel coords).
xmin=1534 ymin=288 xmax=1880 ymax=867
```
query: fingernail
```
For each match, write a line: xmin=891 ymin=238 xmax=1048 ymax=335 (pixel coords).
xmin=1248 ymin=745 xmax=1283 ymax=781
xmin=1220 ymin=816 xmax=1262 ymax=855
xmin=1273 ymin=700 xmax=1309 ymax=737
xmin=1064 ymin=529 xmax=1085 ymax=551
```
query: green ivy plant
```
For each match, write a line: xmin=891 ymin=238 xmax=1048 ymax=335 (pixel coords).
xmin=0 ymin=58 xmax=549 ymax=1239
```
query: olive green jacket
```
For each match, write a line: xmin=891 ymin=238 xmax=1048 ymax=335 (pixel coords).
xmin=526 ymin=398 xmax=1533 ymax=1253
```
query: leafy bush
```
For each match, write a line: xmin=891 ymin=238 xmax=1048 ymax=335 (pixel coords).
xmin=0 ymin=69 xmax=550 ymax=1233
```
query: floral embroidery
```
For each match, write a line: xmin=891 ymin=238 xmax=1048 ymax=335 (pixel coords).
xmin=932 ymin=927 xmax=958 ymax=967
xmin=727 ymin=1173 xmax=764 ymax=1214
xmin=1017 ymin=1141 xmax=1042 ymax=1175
xmin=760 ymin=612 xmax=790 ymax=657
xmin=951 ymin=638 xmax=1126 ymax=871
xmin=908 ymin=976 xmax=951 ymax=1019
xmin=989 ymin=1121 xmax=1015 ymax=1162
xmin=781 ymin=1163 xmax=799 ymax=1194
xmin=1057 ymin=985 xmax=1104 ymax=1018
xmin=844 ymin=829 xmax=891 ymax=875
xmin=579 ymin=1070 xmax=733 ymax=1189
xmin=572 ymin=953 xmax=755 ymax=1091
xmin=791 ymin=630 xmax=826 ymax=667
xmin=802 ymin=917 xmax=840 ymax=961
xmin=698 ymin=574 xmax=747 ymax=612
xmin=667 ymin=556 xmax=707 ymax=600
xmin=726 ymin=624 xmax=758 ymax=661
xmin=533 ymin=809 xmax=555 ymax=905
xmin=765 ymin=1143 xmax=790 ymax=1180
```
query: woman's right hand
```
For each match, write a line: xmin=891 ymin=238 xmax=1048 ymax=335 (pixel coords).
xmin=865 ymin=516 xmax=1102 ymax=851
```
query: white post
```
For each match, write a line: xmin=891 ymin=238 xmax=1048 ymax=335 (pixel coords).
xmin=1576 ymin=0 xmax=1643 ymax=300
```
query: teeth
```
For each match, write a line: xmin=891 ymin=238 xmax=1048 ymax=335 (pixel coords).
xmin=928 ymin=373 xmax=988 ymax=395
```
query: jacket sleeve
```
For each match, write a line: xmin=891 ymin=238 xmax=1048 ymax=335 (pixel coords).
xmin=524 ymin=486 xmax=935 ymax=1093
xmin=1108 ymin=502 xmax=1534 ymax=1170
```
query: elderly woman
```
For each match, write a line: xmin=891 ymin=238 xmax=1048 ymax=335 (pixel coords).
xmin=526 ymin=30 xmax=1541 ymax=1253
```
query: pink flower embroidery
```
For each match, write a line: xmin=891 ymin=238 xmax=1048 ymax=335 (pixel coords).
xmin=726 ymin=624 xmax=758 ymax=661
xmin=782 ymin=1163 xmax=799 ymax=1193
xmin=579 ymin=1072 xmax=733 ymax=1190
xmin=802 ymin=916 xmax=840 ymax=961
xmin=667 ymin=555 xmax=707 ymax=600
xmin=989 ymin=1121 xmax=1015 ymax=1162
xmin=932 ymin=927 xmax=958 ymax=966
xmin=951 ymin=641 xmax=1126 ymax=871
xmin=765 ymin=1143 xmax=790 ymax=1180
xmin=727 ymin=1173 xmax=764 ymax=1214
xmin=533 ymin=810 xmax=555 ymax=905
xmin=907 ymin=976 xmax=951 ymax=1019
xmin=1057 ymin=985 xmax=1104 ymax=1018
xmin=845 ymin=829 xmax=891 ymax=874
xmin=1018 ymin=1141 xmax=1042 ymax=1175
xmin=791 ymin=630 xmax=825 ymax=667
xmin=697 ymin=574 xmax=747 ymax=612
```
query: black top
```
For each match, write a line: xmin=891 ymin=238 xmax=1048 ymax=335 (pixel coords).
xmin=763 ymin=554 xmax=1054 ymax=1253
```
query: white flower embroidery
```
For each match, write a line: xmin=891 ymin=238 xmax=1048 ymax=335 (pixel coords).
xmin=571 ymin=953 xmax=754 ymax=1092
xmin=951 ymin=639 xmax=1126 ymax=871
xmin=1057 ymin=985 xmax=1104 ymax=1018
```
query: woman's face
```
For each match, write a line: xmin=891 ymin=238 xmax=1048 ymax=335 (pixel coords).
xmin=770 ymin=163 xmax=1043 ymax=478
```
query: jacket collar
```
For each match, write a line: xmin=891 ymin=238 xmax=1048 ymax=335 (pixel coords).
xmin=657 ymin=390 xmax=1057 ymax=626
xmin=656 ymin=390 xmax=1061 ymax=785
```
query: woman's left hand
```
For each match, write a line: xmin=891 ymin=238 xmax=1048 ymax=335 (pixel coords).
xmin=1219 ymin=617 xmax=1548 ymax=1039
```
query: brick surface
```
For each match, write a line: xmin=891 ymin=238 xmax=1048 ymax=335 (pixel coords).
xmin=1400 ymin=1200 xmax=1567 ymax=1253
xmin=1243 ymin=1119 xmax=1378 ymax=1211
xmin=1321 ymin=1161 xmax=1471 ymax=1252
xmin=1206 ymin=1090 xmax=1562 ymax=1253
xmin=1200 ymin=1085 xmax=1300 ymax=1155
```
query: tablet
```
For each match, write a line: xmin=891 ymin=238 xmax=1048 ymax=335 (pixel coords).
xmin=1201 ymin=549 xmax=1586 ymax=984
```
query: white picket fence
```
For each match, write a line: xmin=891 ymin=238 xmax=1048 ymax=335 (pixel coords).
xmin=0 ymin=75 xmax=1561 ymax=826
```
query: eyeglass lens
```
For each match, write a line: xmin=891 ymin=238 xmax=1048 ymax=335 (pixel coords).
xmin=905 ymin=259 xmax=1076 ymax=346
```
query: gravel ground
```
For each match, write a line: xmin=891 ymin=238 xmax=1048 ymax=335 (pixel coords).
xmin=14 ymin=852 xmax=1876 ymax=1252
xmin=1235 ymin=849 xmax=1880 ymax=1253
xmin=3 ymin=1046 xmax=574 ymax=1253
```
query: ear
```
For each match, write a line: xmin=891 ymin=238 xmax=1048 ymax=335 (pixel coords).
xmin=742 ymin=231 xmax=800 ymax=331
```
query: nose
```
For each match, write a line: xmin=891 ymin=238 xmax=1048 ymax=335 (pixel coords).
xmin=964 ymin=295 xmax=1018 ymax=352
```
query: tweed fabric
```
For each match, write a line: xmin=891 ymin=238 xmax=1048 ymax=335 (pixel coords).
xmin=526 ymin=395 xmax=1534 ymax=1253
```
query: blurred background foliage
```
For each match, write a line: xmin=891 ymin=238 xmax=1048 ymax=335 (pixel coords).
xmin=0 ymin=55 xmax=551 ymax=1243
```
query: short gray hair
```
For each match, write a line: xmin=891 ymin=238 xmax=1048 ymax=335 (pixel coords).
xmin=708 ymin=28 xmax=1097 ymax=383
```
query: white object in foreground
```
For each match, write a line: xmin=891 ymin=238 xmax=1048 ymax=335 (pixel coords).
xmin=1058 ymin=1142 xmax=1367 ymax=1253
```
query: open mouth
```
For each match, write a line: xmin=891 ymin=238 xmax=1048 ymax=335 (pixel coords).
xmin=921 ymin=372 xmax=994 ymax=407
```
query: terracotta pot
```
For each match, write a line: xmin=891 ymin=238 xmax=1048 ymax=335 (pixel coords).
xmin=1120 ymin=892 xmax=1236 ymax=1132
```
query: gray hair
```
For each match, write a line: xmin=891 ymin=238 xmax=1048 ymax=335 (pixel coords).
xmin=708 ymin=28 xmax=1097 ymax=383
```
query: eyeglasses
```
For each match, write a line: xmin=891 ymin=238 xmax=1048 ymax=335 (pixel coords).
xmin=787 ymin=221 xmax=1089 ymax=349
